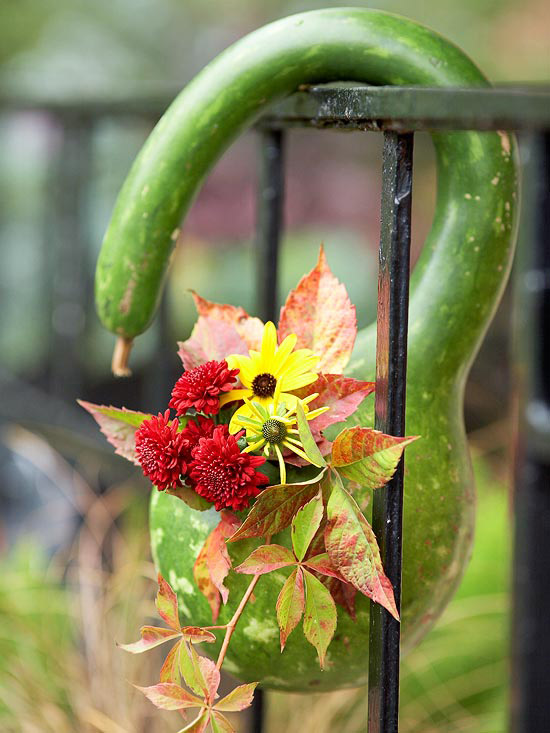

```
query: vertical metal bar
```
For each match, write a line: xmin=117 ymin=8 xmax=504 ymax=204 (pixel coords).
xmin=251 ymin=128 xmax=285 ymax=733
xmin=511 ymin=131 xmax=550 ymax=733
xmin=255 ymin=128 xmax=285 ymax=322
xmin=368 ymin=131 xmax=414 ymax=733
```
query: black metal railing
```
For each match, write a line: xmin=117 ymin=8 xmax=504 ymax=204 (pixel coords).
xmin=1 ymin=83 xmax=549 ymax=733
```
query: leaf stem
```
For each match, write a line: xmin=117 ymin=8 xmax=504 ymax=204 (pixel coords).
xmin=215 ymin=536 xmax=271 ymax=670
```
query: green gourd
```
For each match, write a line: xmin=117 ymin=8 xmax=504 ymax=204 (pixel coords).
xmin=95 ymin=9 xmax=517 ymax=691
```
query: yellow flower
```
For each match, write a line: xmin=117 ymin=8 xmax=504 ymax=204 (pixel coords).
xmin=219 ymin=321 xmax=319 ymax=412
xmin=231 ymin=389 xmax=329 ymax=485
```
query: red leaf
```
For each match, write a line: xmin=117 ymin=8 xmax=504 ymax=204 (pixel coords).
xmin=180 ymin=627 xmax=217 ymax=644
xmin=117 ymin=625 xmax=181 ymax=654
xmin=215 ymin=682 xmax=258 ymax=712
xmin=276 ymin=567 xmax=305 ymax=651
xmin=196 ymin=654 xmax=221 ymax=703
xmin=193 ymin=512 xmax=241 ymax=620
xmin=234 ymin=545 xmax=296 ymax=575
xmin=291 ymin=492 xmax=324 ymax=561
xmin=178 ymin=317 xmax=248 ymax=370
xmin=210 ymin=711 xmax=235 ymax=733
xmin=302 ymin=553 xmax=345 ymax=581
xmin=278 ymin=246 xmax=357 ymax=373
xmin=160 ymin=639 xmax=183 ymax=684
xmin=331 ymin=427 xmax=418 ymax=489
xmin=156 ymin=574 xmax=181 ymax=631
xmin=325 ymin=476 xmax=399 ymax=620
xmin=177 ymin=710 xmax=210 ymax=733
xmin=228 ymin=472 xmax=326 ymax=542
xmin=191 ymin=292 xmax=264 ymax=351
xmin=292 ymin=374 xmax=375 ymax=457
xmin=323 ymin=576 xmax=357 ymax=620
xmin=302 ymin=568 xmax=337 ymax=669
xmin=135 ymin=682 xmax=203 ymax=711
xmin=77 ymin=400 xmax=151 ymax=465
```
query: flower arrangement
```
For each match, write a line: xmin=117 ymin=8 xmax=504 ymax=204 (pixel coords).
xmin=80 ymin=247 xmax=417 ymax=732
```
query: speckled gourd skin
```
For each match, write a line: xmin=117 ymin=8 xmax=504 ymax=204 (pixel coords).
xmin=97 ymin=9 xmax=518 ymax=691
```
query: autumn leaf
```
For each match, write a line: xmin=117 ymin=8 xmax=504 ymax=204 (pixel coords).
xmin=302 ymin=568 xmax=337 ymax=669
xmin=295 ymin=401 xmax=327 ymax=468
xmin=276 ymin=567 xmax=305 ymax=651
xmin=234 ymin=545 xmax=296 ymax=575
xmin=166 ymin=485 xmax=212 ymax=512
xmin=291 ymin=492 xmax=324 ymax=562
xmin=215 ymin=682 xmax=258 ymax=712
xmin=323 ymin=576 xmax=357 ymax=620
xmin=178 ymin=316 xmax=249 ymax=370
xmin=179 ymin=641 xmax=210 ymax=698
xmin=135 ymin=682 xmax=204 ymax=711
xmin=228 ymin=472 xmax=326 ymax=542
xmin=160 ymin=639 xmax=183 ymax=684
xmin=331 ymin=427 xmax=418 ymax=488
xmin=156 ymin=573 xmax=181 ymax=630
xmin=177 ymin=709 xmax=210 ymax=733
xmin=193 ymin=511 xmax=241 ymax=620
xmin=210 ymin=712 xmax=235 ymax=733
xmin=302 ymin=553 xmax=345 ymax=581
xmin=117 ymin=625 xmax=181 ymax=654
xmin=191 ymin=291 xmax=264 ymax=351
xmin=77 ymin=400 xmax=151 ymax=465
xmin=325 ymin=474 xmax=399 ymax=620
xmin=278 ymin=246 xmax=357 ymax=373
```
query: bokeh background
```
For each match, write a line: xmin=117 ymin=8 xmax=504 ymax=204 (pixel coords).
xmin=0 ymin=1 xmax=548 ymax=731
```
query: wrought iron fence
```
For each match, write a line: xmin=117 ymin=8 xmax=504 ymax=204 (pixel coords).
xmin=1 ymin=82 xmax=549 ymax=732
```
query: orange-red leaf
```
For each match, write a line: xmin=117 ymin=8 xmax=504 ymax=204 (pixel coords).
xmin=302 ymin=568 xmax=337 ymax=669
xmin=276 ymin=567 xmax=305 ymax=652
xmin=331 ymin=427 xmax=418 ymax=489
xmin=156 ymin=574 xmax=181 ymax=630
xmin=228 ymin=473 xmax=325 ymax=542
xmin=278 ymin=246 xmax=357 ymax=373
xmin=215 ymin=682 xmax=258 ymax=712
xmin=196 ymin=654 xmax=221 ymax=703
xmin=180 ymin=627 xmax=217 ymax=644
xmin=325 ymin=476 xmax=399 ymax=620
xmin=234 ymin=545 xmax=295 ymax=575
xmin=302 ymin=553 xmax=345 ymax=581
xmin=135 ymin=682 xmax=203 ymax=711
xmin=191 ymin=292 xmax=264 ymax=351
xmin=77 ymin=400 xmax=151 ymax=465
xmin=178 ymin=316 xmax=248 ymax=370
xmin=117 ymin=625 xmax=180 ymax=654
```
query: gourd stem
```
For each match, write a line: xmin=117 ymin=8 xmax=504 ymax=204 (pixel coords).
xmin=112 ymin=336 xmax=134 ymax=377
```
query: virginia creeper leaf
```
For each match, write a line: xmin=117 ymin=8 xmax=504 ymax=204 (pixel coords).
xmin=117 ymin=625 xmax=180 ymax=653
xmin=228 ymin=472 xmax=326 ymax=541
xmin=77 ymin=400 xmax=151 ymax=465
xmin=191 ymin=291 xmax=264 ymax=351
xmin=276 ymin=567 xmax=305 ymax=652
xmin=331 ymin=427 xmax=418 ymax=488
xmin=160 ymin=639 xmax=182 ymax=684
xmin=302 ymin=553 xmax=345 ymax=581
xmin=215 ymin=682 xmax=258 ymax=712
xmin=325 ymin=475 xmax=399 ymax=620
xmin=234 ymin=545 xmax=296 ymax=575
xmin=291 ymin=492 xmax=323 ymax=561
xmin=179 ymin=641 xmax=208 ymax=698
xmin=322 ymin=576 xmax=357 ymax=620
xmin=295 ymin=401 xmax=326 ymax=468
xmin=156 ymin=574 xmax=181 ymax=630
xmin=178 ymin=316 xmax=248 ymax=370
xmin=135 ymin=682 xmax=203 ymax=711
xmin=210 ymin=712 xmax=236 ymax=733
xmin=180 ymin=627 xmax=217 ymax=644
xmin=196 ymin=654 xmax=221 ymax=703
xmin=177 ymin=710 xmax=210 ymax=733
xmin=302 ymin=568 xmax=337 ymax=669
xmin=166 ymin=485 xmax=212 ymax=511
xmin=278 ymin=246 xmax=357 ymax=373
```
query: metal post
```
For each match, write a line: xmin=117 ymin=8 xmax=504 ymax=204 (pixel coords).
xmin=255 ymin=128 xmax=285 ymax=323
xmin=511 ymin=131 xmax=550 ymax=733
xmin=368 ymin=131 xmax=414 ymax=733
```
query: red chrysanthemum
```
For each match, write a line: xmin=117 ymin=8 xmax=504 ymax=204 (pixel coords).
xmin=180 ymin=415 xmax=219 ymax=464
xmin=169 ymin=360 xmax=239 ymax=416
xmin=135 ymin=410 xmax=188 ymax=491
xmin=189 ymin=426 xmax=268 ymax=511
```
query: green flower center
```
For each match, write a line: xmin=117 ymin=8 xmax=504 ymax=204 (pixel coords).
xmin=252 ymin=372 xmax=277 ymax=398
xmin=262 ymin=418 xmax=287 ymax=444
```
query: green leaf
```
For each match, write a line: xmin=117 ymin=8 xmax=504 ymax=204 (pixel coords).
xmin=77 ymin=400 xmax=151 ymax=465
xmin=276 ymin=567 xmax=305 ymax=652
xmin=135 ymin=682 xmax=203 ymax=711
xmin=325 ymin=474 xmax=399 ymax=620
xmin=302 ymin=553 xmax=344 ymax=581
xmin=160 ymin=639 xmax=183 ymax=684
xmin=166 ymin=485 xmax=212 ymax=511
xmin=295 ymin=400 xmax=327 ymax=468
xmin=234 ymin=545 xmax=296 ymax=575
xmin=302 ymin=568 xmax=337 ymax=669
xmin=177 ymin=710 xmax=210 ymax=733
xmin=228 ymin=472 xmax=326 ymax=541
xmin=215 ymin=682 xmax=258 ymax=712
xmin=291 ymin=491 xmax=323 ymax=561
xmin=210 ymin=711 xmax=236 ymax=733
xmin=331 ymin=427 xmax=418 ymax=488
xmin=195 ymin=650 xmax=221 ymax=703
xmin=156 ymin=574 xmax=181 ymax=631
xmin=179 ymin=641 xmax=210 ymax=698
xmin=117 ymin=625 xmax=180 ymax=654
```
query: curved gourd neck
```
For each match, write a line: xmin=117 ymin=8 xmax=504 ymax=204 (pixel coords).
xmin=96 ymin=8 xmax=517 ymax=379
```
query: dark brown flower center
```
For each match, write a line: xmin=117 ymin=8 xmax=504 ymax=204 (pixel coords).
xmin=262 ymin=418 xmax=287 ymax=444
xmin=252 ymin=372 xmax=277 ymax=398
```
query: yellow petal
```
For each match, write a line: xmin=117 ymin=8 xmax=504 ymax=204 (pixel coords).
xmin=273 ymin=333 xmax=298 ymax=374
xmin=280 ymin=372 xmax=319 ymax=391
xmin=219 ymin=389 xmax=251 ymax=408
xmin=260 ymin=321 xmax=278 ymax=362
